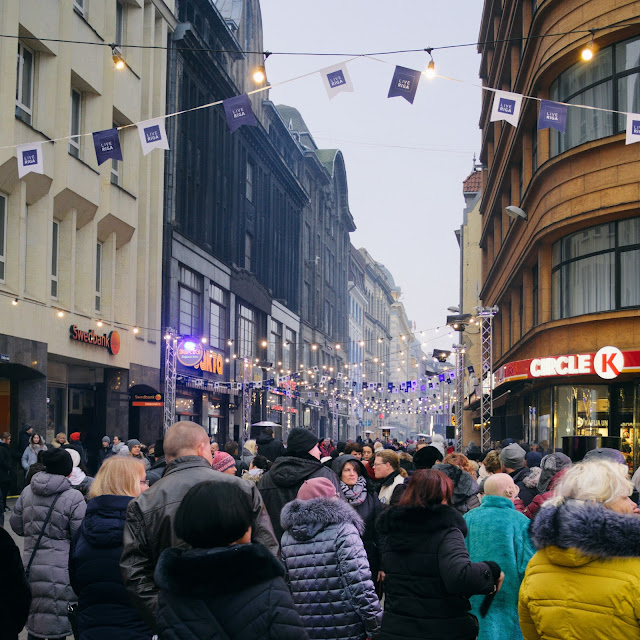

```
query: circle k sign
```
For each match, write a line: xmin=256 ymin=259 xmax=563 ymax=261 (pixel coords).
xmin=593 ymin=346 xmax=625 ymax=380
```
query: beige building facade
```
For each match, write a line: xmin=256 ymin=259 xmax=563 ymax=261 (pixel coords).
xmin=0 ymin=0 xmax=175 ymax=451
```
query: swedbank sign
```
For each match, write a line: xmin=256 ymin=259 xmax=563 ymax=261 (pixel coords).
xmin=69 ymin=325 xmax=121 ymax=356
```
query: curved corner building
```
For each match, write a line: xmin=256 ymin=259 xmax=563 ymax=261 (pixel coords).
xmin=477 ymin=0 xmax=640 ymax=466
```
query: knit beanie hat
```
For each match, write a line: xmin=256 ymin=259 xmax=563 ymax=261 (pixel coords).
xmin=500 ymin=443 xmax=526 ymax=469
xmin=69 ymin=432 xmax=81 ymax=442
xmin=413 ymin=445 xmax=444 ymax=469
xmin=127 ymin=439 xmax=141 ymax=451
xmin=297 ymin=477 xmax=338 ymax=500
xmin=42 ymin=448 xmax=73 ymax=477
xmin=212 ymin=451 xmax=236 ymax=473
xmin=67 ymin=448 xmax=81 ymax=468
xmin=537 ymin=452 xmax=572 ymax=492
xmin=102 ymin=436 xmax=111 ymax=444
xmin=286 ymin=427 xmax=319 ymax=455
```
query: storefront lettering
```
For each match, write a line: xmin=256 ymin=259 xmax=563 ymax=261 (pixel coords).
xmin=69 ymin=325 xmax=120 ymax=356
xmin=530 ymin=354 xmax=592 ymax=377
xmin=194 ymin=351 xmax=224 ymax=375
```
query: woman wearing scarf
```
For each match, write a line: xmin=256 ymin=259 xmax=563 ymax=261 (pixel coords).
xmin=21 ymin=433 xmax=47 ymax=472
xmin=333 ymin=455 xmax=383 ymax=577
xmin=67 ymin=447 xmax=94 ymax=500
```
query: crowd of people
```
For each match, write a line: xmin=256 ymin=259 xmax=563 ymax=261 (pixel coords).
xmin=2 ymin=425 xmax=640 ymax=639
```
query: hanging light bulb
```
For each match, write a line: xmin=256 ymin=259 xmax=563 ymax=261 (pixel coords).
xmin=424 ymin=60 xmax=436 ymax=79
xmin=133 ymin=327 xmax=139 ymax=334
xmin=581 ymin=33 xmax=595 ymax=61
xmin=11 ymin=298 xmax=18 ymax=306
xmin=111 ymin=46 xmax=125 ymax=70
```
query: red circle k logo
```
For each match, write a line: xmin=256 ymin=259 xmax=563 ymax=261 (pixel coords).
xmin=593 ymin=346 xmax=624 ymax=380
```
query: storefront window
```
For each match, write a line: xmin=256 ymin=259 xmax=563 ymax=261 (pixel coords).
xmin=553 ymin=385 xmax=610 ymax=451
xmin=550 ymin=35 xmax=640 ymax=156
xmin=552 ymin=218 xmax=640 ymax=319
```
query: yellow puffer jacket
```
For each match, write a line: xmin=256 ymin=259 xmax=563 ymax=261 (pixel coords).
xmin=519 ymin=499 xmax=640 ymax=640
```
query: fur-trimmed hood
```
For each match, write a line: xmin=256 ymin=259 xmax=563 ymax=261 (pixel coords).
xmin=155 ymin=543 xmax=284 ymax=598
xmin=377 ymin=503 xmax=468 ymax=537
xmin=531 ymin=499 xmax=640 ymax=563
xmin=281 ymin=497 xmax=364 ymax=540
xmin=436 ymin=464 xmax=478 ymax=503
xmin=522 ymin=465 xmax=542 ymax=489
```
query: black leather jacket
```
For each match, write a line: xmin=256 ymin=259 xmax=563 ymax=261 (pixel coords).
xmin=120 ymin=455 xmax=278 ymax=630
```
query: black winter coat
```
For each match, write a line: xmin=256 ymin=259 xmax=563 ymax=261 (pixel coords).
xmin=0 ymin=527 xmax=31 ymax=640
xmin=256 ymin=434 xmax=286 ymax=462
xmin=258 ymin=454 xmax=341 ymax=541
xmin=69 ymin=495 xmax=153 ymax=640
xmin=377 ymin=504 xmax=497 ymax=640
xmin=510 ymin=466 xmax=537 ymax=507
xmin=0 ymin=441 xmax=11 ymax=485
xmin=155 ymin=543 xmax=308 ymax=640
xmin=145 ymin=457 xmax=166 ymax=486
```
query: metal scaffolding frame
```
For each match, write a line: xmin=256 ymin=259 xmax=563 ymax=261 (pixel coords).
xmin=452 ymin=344 xmax=465 ymax=452
xmin=163 ymin=330 xmax=177 ymax=433
xmin=476 ymin=306 xmax=498 ymax=451
xmin=241 ymin=357 xmax=252 ymax=453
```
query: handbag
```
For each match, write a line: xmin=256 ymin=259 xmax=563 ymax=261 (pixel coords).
xmin=24 ymin=492 xmax=61 ymax=578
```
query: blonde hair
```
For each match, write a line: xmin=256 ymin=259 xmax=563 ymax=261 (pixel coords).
xmin=547 ymin=459 xmax=632 ymax=507
xmin=443 ymin=453 xmax=475 ymax=477
xmin=90 ymin=456 xmax=146 ymax=498
xmin=244 ymin=439 xmax=258 ymax=456
xmin=375 ymin=449 xmax=408 ymax=478
xmin=482 ymin=450 xmax=502 ymax=474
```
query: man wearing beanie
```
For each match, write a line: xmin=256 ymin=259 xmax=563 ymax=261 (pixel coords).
xmin=127 ymin=439 xmax=150 ymax=471
xmin=10 ymin=448 xmax=86 ymax=639
xmin=500 ymin=443 xmax=537 ymax=506
xmin=212 ymin=451 xmax=237 ymax=475
xmin=97 ymin=436 xmax=112 ymax=470
xmin=258 ymin=427 xmax=342 ymax=541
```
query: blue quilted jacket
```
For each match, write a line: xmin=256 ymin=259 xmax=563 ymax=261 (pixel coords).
xmin=280 ymin=497 xmax=382 ymax=640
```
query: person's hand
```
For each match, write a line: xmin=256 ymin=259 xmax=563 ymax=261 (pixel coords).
xmin=377 ymin=570 xmax=386 ymax=582
xmin=495 ymin=571 xmax=505 ymax=593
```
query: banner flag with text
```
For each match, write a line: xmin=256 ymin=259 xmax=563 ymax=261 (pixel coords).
xmin=137 ymin=118 xmax=170 ymax=155
xmin=223 ymin=94 xmax=258 ymax=133
xmin=490 ymin=90 xmax=523 ymax=127
xmin=16 ymin=142 xmax=44 ymax=179
xmin=321 ymin=63 xmax=354 ymax=99
xmin=538 ymin=100 xmax=568 ymax=133
xmin=387 ymin=66 xmax=421 ymax=104
xmin=626 ymin=113 xmax=640 ymax=145
xmin=93 ymin=128 xmax=123 ymax=166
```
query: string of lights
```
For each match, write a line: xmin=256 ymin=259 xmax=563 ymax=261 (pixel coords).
xmin=1 ymin=19 xmax=638 ymax=56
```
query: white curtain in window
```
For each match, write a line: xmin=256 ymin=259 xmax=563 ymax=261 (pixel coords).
xmin=620 ymin=249 xmax=640 ymax=307
xmin=564 ymin=253 xmax=614 ymax=317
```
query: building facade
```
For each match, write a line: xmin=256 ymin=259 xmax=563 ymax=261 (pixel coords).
xmin=0 ymin=0 xmax=173 ymax=457
xmin=478 ymin=0 xmax=640 ymax=467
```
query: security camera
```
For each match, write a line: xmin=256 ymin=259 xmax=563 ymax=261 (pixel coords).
xmin=505 ymin=205 xmax=527 ymax=220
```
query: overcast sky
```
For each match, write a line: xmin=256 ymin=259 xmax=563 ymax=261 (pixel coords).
xmin=261 ymin=1 xmax=484 ymax=353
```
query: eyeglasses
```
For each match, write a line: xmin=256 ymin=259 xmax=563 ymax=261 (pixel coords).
xmin=140 ymin=480 xmax=149 ymax=486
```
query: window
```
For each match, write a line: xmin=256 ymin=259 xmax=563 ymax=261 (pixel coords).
xmin=73 ymin=0 xmax=84 ymax=16
xmin=111 ymin=123 xmax=120 ymax=186
xmin=69 ymin=89 xmax=82 ymax=157
xmin=518 ymin=284 xmax=523 ymax=338
xmin=284 ymin=328 xmax=296 ymax=371
xmin=179 ymin=265 xmax=201 ymax=335
xmin=95 ymin=242 xmax=102 ymax=312
xmin=532 ymin=264 xmax=539 ymax=326
xmin=16 ymin=43 xmax=34 ymax=125
xmin=552 ymin=219 xmax=640 ymax=319
xmin=115 ymin=1 xmax=124 ymax=49
xmin=531 ymin=126 xmax=538 ymax=173
xmin=246 ymin=161 xmax=254 ymax=202
xmin=51 ymin=221 xmax=59 ymax=298
xmin=269 ymin=320 xmax=282 ymax=365
xmin=238 ymin=304 xmax=255 ymax=359
xmin=244 ymin=233 xmax=252 ymax=271
xmin=209 ymin=283 xmax=227 ymax=350
xmin=0 ymin=194 xmax=6 ymax=282
xmin=550 ymin=35 xmax=640 ymax=157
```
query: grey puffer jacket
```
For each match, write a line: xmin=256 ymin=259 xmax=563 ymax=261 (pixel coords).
xmin=281 ymin=498 xmax=382 ymax=640
xmin=10 ymin=472 xmax=87 ymax=639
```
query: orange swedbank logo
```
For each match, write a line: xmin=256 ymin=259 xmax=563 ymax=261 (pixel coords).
xmin=69 ymin=325 xmax=120 ymax=356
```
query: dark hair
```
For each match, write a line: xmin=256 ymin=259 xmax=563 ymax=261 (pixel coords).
xmin=224 ymin=441 xmax=239 ymax=456
xmin=174 ymin=481 xmax=253 ymax=548
xmin=154 ymin=438 xmax=164 ymax=458
xmin=250 ymin=455 xmax=269 ymax=471
xmin=336 ymin=441 xmax=347 ymax=454
xmin=263 ymin=427 xmax=274 ymax=437
xmin=344 ymin=442 xmax=363 ymax=455
xmin=399 ymin=469 xmax=453 ymax=508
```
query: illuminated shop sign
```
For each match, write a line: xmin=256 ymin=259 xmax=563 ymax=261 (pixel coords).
xmin=494 ymin=346 xmax=640 ymax=387
xmin=176 ymin=339 xmax=204 ymax=367
xmin=69 ymin=325 xmax=120 ymax=356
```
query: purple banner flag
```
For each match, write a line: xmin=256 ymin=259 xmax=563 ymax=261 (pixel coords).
xmin=223 ymin=94 xmax=258 ymax=133
xmin=538 ymin=100 xmax=568 ymax=133
xmin=92 ymin=128 xmax=123 ymax=166
xmin=387 ymin=65 xmax=422 ymax=104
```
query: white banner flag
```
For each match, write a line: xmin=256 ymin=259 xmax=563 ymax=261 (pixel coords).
xmin=320 ymin=63 xmax=354 ymax=100
xmin=626 ymin=113 xmax=640 ymax=145
xmin=490 ymin=90 xmax=523 ymax=128
xmin=137 ymin=118 xmax=170 ymax=155
xmin=16 ymin=142 xmax=44 ymax=179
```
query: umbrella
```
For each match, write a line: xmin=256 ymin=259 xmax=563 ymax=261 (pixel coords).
xmin=251 ymin=421 xmax=281 ymax=427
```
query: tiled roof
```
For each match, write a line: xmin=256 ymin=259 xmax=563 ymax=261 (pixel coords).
xmin=462 ymin=170 xmax=482 ymax=194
